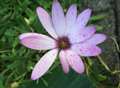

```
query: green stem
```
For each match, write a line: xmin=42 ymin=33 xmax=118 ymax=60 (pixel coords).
xmin=111 ymin=37 xmax=120 ymax=52
xmin=97 ymin=56 xmax=111 ymax=73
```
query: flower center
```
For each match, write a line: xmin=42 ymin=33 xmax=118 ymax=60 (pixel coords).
xmin=57 ymin=37 xmax=71 ymax=50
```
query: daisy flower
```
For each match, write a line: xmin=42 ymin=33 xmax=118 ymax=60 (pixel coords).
xmin=19 ymin=0 xmax=106 ymax=80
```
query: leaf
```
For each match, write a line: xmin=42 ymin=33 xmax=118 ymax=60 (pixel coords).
xmin=19 ymin=67 xmax=96 ymax=88
xmin=0 ymin=76 xmax=4 ymax=88
xmin=90 ymin=14 xmax=107 ymax=21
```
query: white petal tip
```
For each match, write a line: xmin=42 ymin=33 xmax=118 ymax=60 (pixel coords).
xmin=54 ymin=0 xmax=58 ymax=2
xmin=86 ymin=8 xmax=92 ymax=12
xmin=84 ymin=8 xmax=92 ymax=15
xmin=19 ymin=33 xmax=40 ymax=40
xmin=19 ymin=33 xmax=28 ymax=40
xmin=102 ymin=34 xmax=107 ymax=41
xmin=75 ymin=65 xmax=85 ymax=74
xmin=31 ymin=73 xmax=42 ymax=80
xmin=36 ymin=7 xmax=42 ymax=13
xmin=63 ymin=70 xmax=69 ymax=74
xmin=31 ymin=76 xmax=38 ymax=80
xmin=71 ymin=4 xmax=77 ymax=7
xmin=97 ymin=34 xmax=107 ymax=43
xmin=77 ymin=68 xmax=85 ymax=74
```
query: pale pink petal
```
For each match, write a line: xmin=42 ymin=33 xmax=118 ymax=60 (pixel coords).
xmin=66 ymin=4 xmax=77 ymax=35
xmin=84 ymin=34 xmax=107 ymax=45
xmin=76 ymin=8 xmax=92 ymax=29
xmin=68 ymin=26 xmax=96 ymax=44
xmin=31 ymin=49 xmax=58 ymax=80
xmin=19 ymin=33 xmax=56 ymax=50
xmin=36 ymin=7 xmax=58 ymax=39
xmin=59 ymin=50 xmax=69 ymax=73
xmin=52 ymin=0 xmax=66 ymax=36
xmin=71 ymin=44 xmax=101 ymax=56
xmin=66 ymin=50 xmax=85 ymax=73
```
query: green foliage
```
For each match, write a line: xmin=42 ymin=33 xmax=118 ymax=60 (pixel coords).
xmin=18 ymin=67 xmax=95 ymax=88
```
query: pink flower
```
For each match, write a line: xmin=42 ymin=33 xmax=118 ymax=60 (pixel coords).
xmin=19 ymin=0 xmax=106 ymax=80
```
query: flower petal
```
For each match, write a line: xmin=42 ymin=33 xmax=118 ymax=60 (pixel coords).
xmin=68 ymin=26 xmax=96 ymax=44
xmin=52 ymin=0 xmax=66 ymax=36
xmin=71 ymin=44 xmax=101 ymax=56
xmin=36 ymin=7 xmax=58 ymax=39
xmin=66 ymin=50 xmax=85 ymax=74
xmin=31 ymin=49 xmax=58 ymax=80
xmin=19 ymin=33 xmax=56 ymax=50
xmin=66 ymin=4 xmax=77 ymax=35
xmin=76 ymin=8 xmax=92 ymax=29
xmin=84 ymin=34 xmax=107 ymax=45
xmin=59 ymin=50 xmax=69 ymax=73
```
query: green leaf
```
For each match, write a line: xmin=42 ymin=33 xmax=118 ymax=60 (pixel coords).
xmin=0 ymin=76 xmax=4 ymax=88
xmin=90 ymin=14 xmax=107 ymax=21
xmin=19 ymin=67 xmax=95 ymax=88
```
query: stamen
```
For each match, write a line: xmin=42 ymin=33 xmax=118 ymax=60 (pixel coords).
xmin=57 ymin=37 xmax=71 ymax=50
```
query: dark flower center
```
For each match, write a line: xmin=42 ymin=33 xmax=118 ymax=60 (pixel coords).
xmin=57 ymin=37 xmax=71 ymax=50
